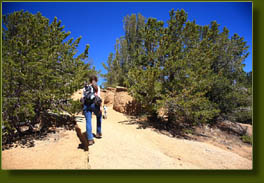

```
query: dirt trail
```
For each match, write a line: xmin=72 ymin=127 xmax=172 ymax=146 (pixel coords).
xmin=2 ymin=107 xmax=252 ymax=169
xmin=2 ymin=90 xmax=252 ymax=169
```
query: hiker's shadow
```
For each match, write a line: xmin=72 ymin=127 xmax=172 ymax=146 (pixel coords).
xmin=77 ymin=131 xmax=88 ymax=151
xmin=75 ymin=130 xmax=101 ymax=151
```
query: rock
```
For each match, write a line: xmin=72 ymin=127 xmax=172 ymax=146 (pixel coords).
xmin=113 ymin=87 xmax=141 ymax=115
xmin=19 ymin=126 xmax=30 ymax=133
xmin=33 ymin=123 xmax=41 ymax=132
xmin=217 ymin=120 xmax=247 ymax=136
xmin=238 ymin=123 xmax=252 ymax=137
xmin=113 ymin=89 xmax=133 ymax=113
xmin=106 ymin=87 xmax=116 ymax=92
xmin=103 ymin=91 xmax=115 ymax=106
xmin=21 ymin=139 xmax=27 ymax=145
xmin=116 ymin=86 xmax=128 ymax=92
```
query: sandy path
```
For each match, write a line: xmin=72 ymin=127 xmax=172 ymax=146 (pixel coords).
xmin=82 ymin=108 xmax=252 ymax=169
xmin=2 ymin=128 xmax=90 ymax=169
xmin=2 ymin=107 xmax=252 ymax=169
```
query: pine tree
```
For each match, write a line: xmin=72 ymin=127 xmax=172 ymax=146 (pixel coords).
xmin=2 ymin=10 xmax=96 ymax=133
xmin=103 ymin=9 xmax=252 ymax=125
xmin=102 ymin=13 xmax=146 ymax=88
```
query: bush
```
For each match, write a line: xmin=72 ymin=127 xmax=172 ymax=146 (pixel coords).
xmin=226 ymin=107 xmax=252 ymax=124
xmin=164 ymin=95 xmax=220 ymax=125
xmin=241 ymin=135 xmax=252 ymax=144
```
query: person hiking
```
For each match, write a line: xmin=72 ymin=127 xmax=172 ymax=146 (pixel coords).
xmin=76 ymin=75 xmax=102 ymax=151
xmin=84 ymin=75 xmax=103 ymax=142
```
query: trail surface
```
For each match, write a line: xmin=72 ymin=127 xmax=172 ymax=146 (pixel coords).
xmin=2 ymin=107 xmax=252 ymax=169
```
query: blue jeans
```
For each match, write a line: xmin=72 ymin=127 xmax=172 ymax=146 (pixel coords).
xmin=83 ymin=103 xmax=102 ymax=140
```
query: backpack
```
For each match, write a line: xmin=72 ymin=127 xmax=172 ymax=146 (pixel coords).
xmin=83 ymin=85 xmax=95 ymax=105
xmin=94 ymin=95 xmax=102 ymax=107
xmin=83 ymin=85 xmax=102 ymax=107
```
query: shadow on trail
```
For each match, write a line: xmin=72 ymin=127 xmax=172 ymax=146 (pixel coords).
xmin=74 ymin=128 xmax=102 ymax=152
xmin=118 ymin=116 xmax=194 ymax=140
xmin=2 ymin=113 xmax=77 ymax=151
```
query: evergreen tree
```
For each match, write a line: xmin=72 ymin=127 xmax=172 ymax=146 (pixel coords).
xmin=125 ymin=18 xmax=164 ymax=118
xmin=2 ymin=11 xmax=96 ymax=133
xmin=103 ymin=9 xmax=252 ymax=125
xmin=102 ymin=13 xmax=146 ymax=87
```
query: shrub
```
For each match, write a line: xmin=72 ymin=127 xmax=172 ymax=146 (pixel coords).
xmin=241 ymin=135 xmax=252 ymax=144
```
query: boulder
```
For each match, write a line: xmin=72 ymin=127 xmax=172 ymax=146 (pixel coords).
xmin=217 ymin=120 xmax=247 ymax=136
xmin=106 ymin=87 xmax=116 ymax=92
xmin=113 ymin=88 xmax=141 ymax=115
xmin=103 ymin=91 xmax=115 ymax=106
xmin=113 ymin=90 xmax=133 ymax=113
xmin=239 ymin=123 xmax=253 ymax=137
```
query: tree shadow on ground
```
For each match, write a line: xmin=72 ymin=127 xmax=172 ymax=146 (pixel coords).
xmin=2 ymin=113 xmax=77 ymax=151
xmin=118 ymin=116 xmax=194 ymax=140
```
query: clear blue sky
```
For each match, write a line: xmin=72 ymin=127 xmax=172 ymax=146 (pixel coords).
xmin=2 ymin=2 xmax=252 ymax=86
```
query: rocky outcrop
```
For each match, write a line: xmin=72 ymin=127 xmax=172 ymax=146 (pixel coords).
xmin=217 ymin=120 xmax=247 ymax=136
xmin=103 ymin=90 xmax=115 ymax=106
xmin=113 ymin=87 xmax=133 ymax=113
xmin=99 ymin=86 xmax=141 ymax=115
xmin=115 ymin=86 xmax=128 ymax=92
xmin=239 ymin=123 xmax=253 ymax=137
xmin=111 ymin=86 xmax=141 ymax=115
xmin=106 ymin=87 xmax=116 ymax=92
xmin=100 ymin=87 xmax=119 ymax=106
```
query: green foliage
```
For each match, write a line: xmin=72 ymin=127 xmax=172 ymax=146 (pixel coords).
xmin=183 ymin=128 xmax=193 ymax=134
xmin=163 ymin=95 xmax=220 ymax=125
xmin=102 ymin=13 xmax=146 ymax=87
xmin=241 ymin=135 xmax=252 ymax=144
xmin=62 ymin=100 xmax=83 ymax=116
xmin=2 ymin=10 xmax=96 ymax=132
xmin=126 ymin=66 xmax=162 ymax=117
xmin=103 ymin=9 xmax=252 ymax=125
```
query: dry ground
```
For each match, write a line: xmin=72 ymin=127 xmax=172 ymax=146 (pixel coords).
xmin=1 ymin=90 xmax=252 ymax=169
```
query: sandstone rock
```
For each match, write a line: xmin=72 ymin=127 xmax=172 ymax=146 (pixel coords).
xmin=239 ymin=123 xmax=253 ymax=137
xmin=113 ymin=88 xmax=141 ymax=115
xmin=113 ymin=90 xmax=133 ymax=113
xmin=116 ymin=86 xmax=128 ymax=92
xmin=217 ymin=120 xmax=247 ymax=136
xmin=106 ymin=87 xmax=116 ymax=92
xmin=103 ymin=91 xmax=115 ymax=106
